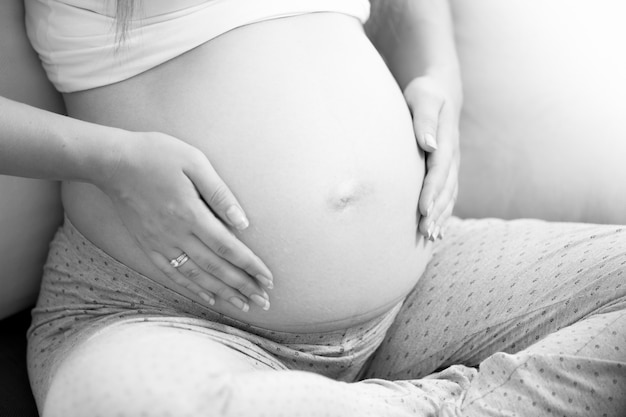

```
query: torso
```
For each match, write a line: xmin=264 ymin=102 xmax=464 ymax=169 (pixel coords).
xmin=62 ymin=13 xmax=431 ymax=332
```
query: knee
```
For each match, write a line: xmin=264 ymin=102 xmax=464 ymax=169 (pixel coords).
xmin=43 ymin=353 xmax=246 ymax=417
xmin=43 ymin=369 xmax=238 ymax=417
xmin=40 ymin=324 xmax=260 ymax=417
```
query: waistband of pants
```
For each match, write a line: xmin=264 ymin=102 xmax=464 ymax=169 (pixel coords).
xmin=47 ymin=215 xmax=402 ymax=347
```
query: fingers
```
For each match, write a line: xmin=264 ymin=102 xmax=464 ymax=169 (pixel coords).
xmin=182 ymin=235 xmax=271 ymax=311
xmin=436 ymin=187 xmax=458 ymax=239
xmin=150 ymin=248 xmax=270 ymax=313
xmin=185 ymin=155 xmax=250 ymax=231
xmin=134 ymin=203 xmax=274 ymax=312
xmin=193 ymin=208 xmax=274 ymax=287
xmin=185 ymin=153 xmax=274 ymax=277
xmin=183 ymin=152 xmax=275 ymax=303
xmin=148 ymin=250 xmax=217 ymax=305
xmin=420 ymin=179 xmax=458 ymax=241
xmin=418 ymin=141 xmax=458 ymax=235
xmin=416 ymin=102 xmax=460 ymax=240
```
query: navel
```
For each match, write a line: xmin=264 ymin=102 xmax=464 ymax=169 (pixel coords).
xmin=327 ymin=180 xmax=373 ymax=211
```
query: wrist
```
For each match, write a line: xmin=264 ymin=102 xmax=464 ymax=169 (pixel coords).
xmin=75 ymin=121 xmax=129 ymax=191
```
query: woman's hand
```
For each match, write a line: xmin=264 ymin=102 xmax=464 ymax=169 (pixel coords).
xmin=404 ymin=75 xmax=461 ymax=241
xmin=95 ymin=130 xmax=273 ymax=312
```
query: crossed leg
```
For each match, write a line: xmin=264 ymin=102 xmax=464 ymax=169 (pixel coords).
xmin=366 ymin=217 xmax=626 ymax=416
xmin=41 ymin=318 xmax=475 ymax=417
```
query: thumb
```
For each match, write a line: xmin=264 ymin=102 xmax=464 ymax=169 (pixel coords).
xmin=404 ymin=78 xmax=443 ymax=152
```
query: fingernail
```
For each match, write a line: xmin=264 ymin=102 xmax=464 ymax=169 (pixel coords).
xmin=256 ymin=274 xmax=274 ymax=290
xmin=426 ymin=222 xmax=434 ymax=241
xmin=425 ymin=133 xmax=438 ymax=151
xmin=199 ymin=292 xmax=215 ymax=305
xmin=229 ymin=297 xmax=249 ymax=312
xmin=250 ymin=294 xmax=270 ymax=311
xmin=432 ymin=225 xmax=441 ymax=241
xmin=226 ymin=206 xmax=249 ymax=230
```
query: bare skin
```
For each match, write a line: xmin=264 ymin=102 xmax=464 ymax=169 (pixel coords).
xmin=63 ymin=13 xmax=432 ymax=331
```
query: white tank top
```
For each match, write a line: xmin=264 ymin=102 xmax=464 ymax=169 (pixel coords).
xmin=24 ymin=0 xmax=371 ymax=92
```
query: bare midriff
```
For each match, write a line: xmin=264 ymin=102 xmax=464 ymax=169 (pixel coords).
xmin=62 ymin=13 xmax=432 ymax=332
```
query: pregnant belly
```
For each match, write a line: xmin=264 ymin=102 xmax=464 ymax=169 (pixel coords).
xmin=63 ymin=13 xmax=432 ymax=332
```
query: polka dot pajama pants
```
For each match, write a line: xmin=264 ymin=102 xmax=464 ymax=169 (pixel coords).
xmin=365 ymin=217 xmax=626 ymax=416
xmin=28 ymin=217 xmax=626 ymax=416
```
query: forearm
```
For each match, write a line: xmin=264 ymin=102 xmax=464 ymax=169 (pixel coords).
xmin=366 ymin=0 xmax=462 ymax=98
xmin=0 ymin=95 xmax=121 ymax=185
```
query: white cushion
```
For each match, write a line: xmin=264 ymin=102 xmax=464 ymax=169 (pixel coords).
xmin=452 ymin=0 xmax=626 ymax=224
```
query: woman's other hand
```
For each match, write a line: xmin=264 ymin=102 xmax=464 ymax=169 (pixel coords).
xmin=95 ymin=131 xmax=273 ymax=312
xmin=365 ymin=0 xmax=461 ymax=241
xmin=404 ymin=75 xmax=461 ymax=241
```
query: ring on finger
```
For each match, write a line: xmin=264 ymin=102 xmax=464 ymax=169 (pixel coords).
xmin=169 ymin=252 xmax=190 ymax=268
